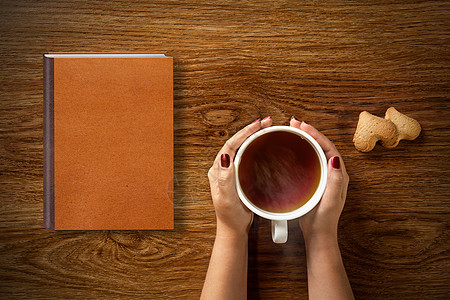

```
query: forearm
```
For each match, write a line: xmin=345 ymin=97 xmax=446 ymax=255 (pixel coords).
xmin=201 ymin=224 xmax=248 ymax=300
xmin=304 ymin=234 xmax=354 ymax=300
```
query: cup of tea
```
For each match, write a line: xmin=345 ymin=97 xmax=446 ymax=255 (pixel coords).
xmin=234 ymin=126 xmax=327 ymax=243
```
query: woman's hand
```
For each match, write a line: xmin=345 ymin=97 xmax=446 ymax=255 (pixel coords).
xmin=291 ymin=118 xmax=354 ymax=300
xmin=202 ymin=117 xmax=273 ymax=300
xmin=290 ymin=118 xmax=350 ymax=241
xmin=208 ymin=117 xmax=273 ymax=238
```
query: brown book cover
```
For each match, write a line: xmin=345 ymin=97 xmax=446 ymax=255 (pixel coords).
xmin=43 ymin=53 xmax=173 ymax=230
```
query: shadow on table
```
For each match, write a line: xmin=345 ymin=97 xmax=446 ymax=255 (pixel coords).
xmin=248 ymin=215 xmax=308 ymax=299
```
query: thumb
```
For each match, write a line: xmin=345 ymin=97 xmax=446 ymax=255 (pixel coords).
xmin=217 ymin=153 xmax=236 ymax=193
xmin=322 ymin=156 xmax=345 ymax=205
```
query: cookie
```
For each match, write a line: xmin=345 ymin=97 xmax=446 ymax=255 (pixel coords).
xmin=383 ymin=107 xmax=421 ymax=148
xmin=353 ymin=111 xmax=398 ymax=152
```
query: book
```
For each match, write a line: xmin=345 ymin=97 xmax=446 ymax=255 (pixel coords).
xmin=43 ymin=53 xmax=173 ymax=230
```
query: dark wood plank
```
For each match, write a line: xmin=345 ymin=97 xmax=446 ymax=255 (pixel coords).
xmin=1 ymin=0 xmax=449 ymax=299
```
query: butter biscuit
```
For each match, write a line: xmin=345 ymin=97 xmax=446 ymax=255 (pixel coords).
xmin=353 ymin=111 xmax=398 ymax=152
xmin=383 ymin=107 xmax=421 ymax=148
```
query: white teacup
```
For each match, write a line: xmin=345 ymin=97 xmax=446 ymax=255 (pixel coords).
xmin=234 ymin=126 xmax=327 ymax=243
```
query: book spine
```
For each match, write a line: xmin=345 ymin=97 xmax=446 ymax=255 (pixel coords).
xmin=43 ymin=55 xmax=55 ymax=230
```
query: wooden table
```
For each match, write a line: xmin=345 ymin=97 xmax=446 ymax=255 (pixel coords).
xmin=1 ymin=1 xmax=449 ymax=299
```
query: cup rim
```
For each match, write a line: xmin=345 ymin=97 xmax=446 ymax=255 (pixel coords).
xmin=234 ymin=126 xmax=327 ymax=221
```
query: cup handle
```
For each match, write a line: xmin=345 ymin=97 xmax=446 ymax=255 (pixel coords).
xmin=271 ymin=220 xmax=288 ymax=243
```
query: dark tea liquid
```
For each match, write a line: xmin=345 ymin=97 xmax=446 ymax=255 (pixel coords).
xmin=238 ymin=131 xmax=321 ymax=213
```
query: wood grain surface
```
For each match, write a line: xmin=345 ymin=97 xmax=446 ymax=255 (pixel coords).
xmin=1 ymin=0 xmax=449 ymax=299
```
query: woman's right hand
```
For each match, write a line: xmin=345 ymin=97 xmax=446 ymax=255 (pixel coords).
xmin=290 ymin=118 xmax=350 ymax=241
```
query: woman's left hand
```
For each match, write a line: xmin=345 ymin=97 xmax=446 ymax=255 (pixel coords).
xmin=208 ymin=117 xmax=273 ymax=237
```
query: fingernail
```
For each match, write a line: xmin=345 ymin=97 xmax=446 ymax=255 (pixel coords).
xmin=331 ymin=156 xmax=340 ymax=169
xmin=262 ymin=116 xmax=271 ymax=121
xmin=221 ymin=153 xmax=230 ymax=168
xmin=252 ymin=118 xmax=260 ymax=124
xmin=290 ymin=116 xmax=297 ymax=121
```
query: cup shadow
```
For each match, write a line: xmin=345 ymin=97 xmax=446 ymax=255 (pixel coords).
xmin=248 ymin=215 xmax=308 ymax=299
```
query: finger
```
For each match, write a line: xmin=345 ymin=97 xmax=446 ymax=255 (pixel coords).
xmin=322 ymin=156 xmax=345 ymax=208
xmin=261 ymin=116 xmax=273 ymax=128
xmin=217 ymin=154 xmax=236 ymax=195
xmin=296 ymin=121 xmax=347 ymax=173
xmin=290 ymin=116 xmax=302 ymax=129
xmin=300 ymin=121 xmax=340 ymax=160
xmin=214 ymin=119 xmax=262 ymax=165
xmin=208 ymin=163 xmax=220 ymax=188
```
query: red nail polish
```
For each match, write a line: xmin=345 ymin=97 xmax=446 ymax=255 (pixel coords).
xmin=221 ymin=153 xmax=230 ymax=168
xmin=252 ymin=118 xmax=260 ymax=124
xmin=331 ymin=156 xmax=340 ymax=169
xmin=262 ymin=116 xmax=271 ymax=121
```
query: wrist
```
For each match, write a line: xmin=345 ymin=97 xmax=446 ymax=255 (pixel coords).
xmin=216 ymin=221 xmax=249 ymax=241
xmin=303 ymin=232 xmax=338 ymax=250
